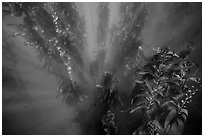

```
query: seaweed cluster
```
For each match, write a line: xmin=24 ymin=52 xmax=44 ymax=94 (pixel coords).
xmin=3 ymin=2 xmax=201 ymax=135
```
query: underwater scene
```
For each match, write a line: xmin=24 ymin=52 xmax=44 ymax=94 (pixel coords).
xmin=2 ymin=2 xmax=202 ymax=135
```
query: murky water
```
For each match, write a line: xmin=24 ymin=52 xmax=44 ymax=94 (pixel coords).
xmin=2 ymin=2 xmax=202 ymax=135
xmin=2 ymin=16 xmax=81 ymax=134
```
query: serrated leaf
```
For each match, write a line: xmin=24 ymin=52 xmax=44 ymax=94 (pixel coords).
xmin=167 ymin=100 xmax=177 ymax=108
xmin=130 ymin=105 xmax=146 ymax=114
xmin=138 ymin=71 xmax=153 ymax=76
xmin=180 ymin=108 xmax=188 ymax=117
xmin=164 ymin=109 xmax=177 ymax=128
xmin=182 ymin=113 xmax=187 ymax=122
xmin=171 ymin=97 xmax=179 ymax=106
xmin=135 ymin=93 xmax=147 ymax=98
xmin=168 ymin=118 xmax=184 ymax=135
xmin=138 ymin=71 xmax=156 ymax=80
xmin=155 ymin=89 xmax=164 ymax=97
xmin=177 ymin=113 xmax=187 ymax=123
xmin=145 ymin=81 xmax=154 ymax=94
xmin=165 ymin=124 xmax=171 ymax=134
xmin=167 ymin=105 xmax=177 ymax=111
xmin=161 ymin=101 xmax=170 ymax=108
xmin=174 ymin=93 xmax=185 ymax=100
xmin=159 ymin=76 xmax=168 ymax=81
xmin=131 ymin=93 xmax=146 ymax=104
xmin=132 ymin=99 xmax=146 ymax=107
xmin=122 ymin=100 xmax=146 ymax=113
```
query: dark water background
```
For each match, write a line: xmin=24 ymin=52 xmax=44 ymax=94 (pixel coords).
xmin=2 ymin=2 xmax=202 ymax=134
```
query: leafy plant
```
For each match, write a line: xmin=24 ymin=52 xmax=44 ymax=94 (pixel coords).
xmin=3 ymin=2 xmax=201 ymax=135
xmin=128 ymin=46 xmax=201 ymax=134
xmin=94 ymin=71 xmax=122 ymax=135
